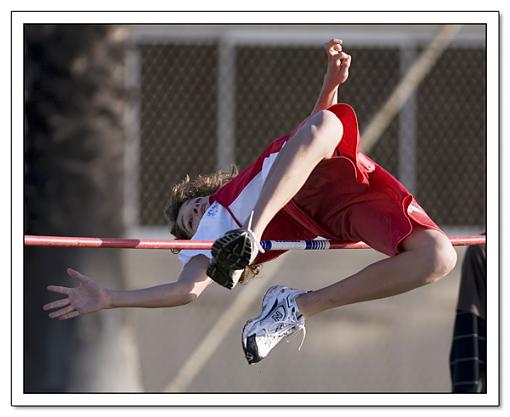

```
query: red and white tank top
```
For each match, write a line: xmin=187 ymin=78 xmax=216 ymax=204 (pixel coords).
xmin=178 ymin=104 xmax=373 ymax=266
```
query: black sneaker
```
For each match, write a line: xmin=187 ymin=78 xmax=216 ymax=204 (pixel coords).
xmin=207 ymin=227 xmax=263 ymax=289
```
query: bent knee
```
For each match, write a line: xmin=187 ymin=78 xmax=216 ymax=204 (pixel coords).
xmin=307 ymin=110 xmax=343 ymax=156
xmin=404 ymin=230 xmax=457 ymax=284
xmin=421 ymin=234 xmax=457 ymax=283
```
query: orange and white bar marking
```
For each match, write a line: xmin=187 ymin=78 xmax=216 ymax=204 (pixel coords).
xmin=24 ymin=234 xmax=486 ymax=251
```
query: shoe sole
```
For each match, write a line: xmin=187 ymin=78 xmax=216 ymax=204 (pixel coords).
xmin=206 ymin=260 xmax=238 ymax=289
xmin=241 ymin=285 xmax=283 ymax=364
xmin=211 ymin=232 xmax=253 ymax=270
xmin=208 ymin=231 xmax=254 ymax=289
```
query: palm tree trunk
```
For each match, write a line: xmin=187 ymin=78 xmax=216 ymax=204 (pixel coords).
xmin=24 ymin=24 xmax=141 ymax=392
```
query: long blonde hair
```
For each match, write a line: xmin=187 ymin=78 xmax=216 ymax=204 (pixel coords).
xmin=164 ymin=167 xmax=261 ymax=284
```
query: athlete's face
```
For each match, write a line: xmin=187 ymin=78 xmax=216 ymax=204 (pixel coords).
xmin=176 ymin=196 xmax=210 ymax=237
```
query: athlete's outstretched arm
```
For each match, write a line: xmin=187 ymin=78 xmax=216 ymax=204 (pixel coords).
xmin=311 ymin=38 xmax=351 ymax=115
xmin=43 ymin=255 xmax=212 ymax=320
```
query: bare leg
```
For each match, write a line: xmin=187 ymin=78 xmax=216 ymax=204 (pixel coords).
xmin=247 ymin=110 xmax=343 ymax=237
xmin=295 ymin=228 xmax=457 ymax=318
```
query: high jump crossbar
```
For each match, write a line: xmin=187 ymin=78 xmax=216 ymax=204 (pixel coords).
xmin=24 ymin=235 xmax=486 ymax=251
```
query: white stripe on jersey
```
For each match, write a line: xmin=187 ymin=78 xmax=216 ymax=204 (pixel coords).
xmin=178 ymin=144 xmax=284 ymax=266
xmin=229 ymin=146 xmax=283 ymax=226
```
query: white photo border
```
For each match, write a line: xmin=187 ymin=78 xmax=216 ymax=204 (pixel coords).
xmin=12 ymin=10 xmax=499 ymax=407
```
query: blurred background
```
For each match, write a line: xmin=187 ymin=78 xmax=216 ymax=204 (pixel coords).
xmin=24 ymin=24 xmax=486 ymax=393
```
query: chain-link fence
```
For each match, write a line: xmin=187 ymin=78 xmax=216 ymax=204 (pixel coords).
xmin=416 ymin=46 xmax=486 ymax=227
xmin=136 ymin=43 xmax=219 ymax=225
xmin=127 ymin=26 xmax=485 ymax=231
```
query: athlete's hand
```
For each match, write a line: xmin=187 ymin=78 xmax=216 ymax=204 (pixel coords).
xmin=43 ymin=268 xmax=112 ymax=320
xmin=323 ymin=38 xmax=352 ymax=87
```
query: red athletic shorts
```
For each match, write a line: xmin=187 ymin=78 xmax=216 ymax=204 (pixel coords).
xmin=254 ymin=104 xmax=443 ymax=264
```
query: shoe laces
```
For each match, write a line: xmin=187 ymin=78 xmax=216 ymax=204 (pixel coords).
xmin=246 ymin=211 xmax=265 ymax=254
xmin=263 ymin=318 xmax=307 ymax=351
xmin=289 ymin=323 xmax=307 ymax=351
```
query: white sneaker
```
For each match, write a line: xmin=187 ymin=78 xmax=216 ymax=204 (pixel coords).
xmin=242 ymin=285 xmax=306 ymax=364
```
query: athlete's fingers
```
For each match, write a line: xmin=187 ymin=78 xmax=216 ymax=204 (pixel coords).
xmin=67 ymin=268 xmax=88 ymax=283
xmin=58 ymin=311 xmax=80 ymax=320
xmin=48 ymin=305 xmax=75 ymax=319
xmin=327 ymin=45 xmax=343 ymax=56
xmin=325 ymin=39 xmax=343 ymax=54
xmin=339 ymin=53 xmax=351 ymax=63
xmin=43 ymin=297 xmax=70 ymax=311
xmin=326 ymin=38 xmax=342 ymax=47
xmin=47 ymin=285 xmax=72 ymax=295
